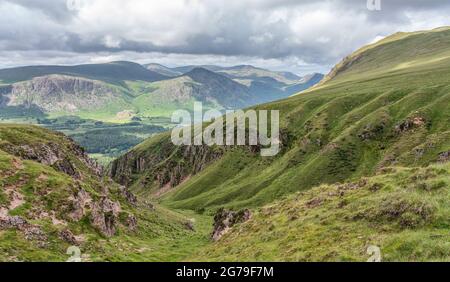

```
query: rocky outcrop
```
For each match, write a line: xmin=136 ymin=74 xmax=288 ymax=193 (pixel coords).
xmin=110 ymin=141 xmax=224 ymax=189
xmin=0 ymin=137 xmax=102 ymax=179
xmin=69 ymin=188 xmax=93 ymax=221
xmin=438 ymin=151 xmax=450 ymax=163
xmin=124 ymin=214 xmax=138 ymax=232
xmin=211 ymin=208 xmax=252 ymax=241
xmin=110 ymin=129 xmax=289 ymax=193
xmin=90 ymin=197 xmax=122 ymax=237
xmin=395 ymin=116 xmax=427 ymax=134
xmin=0 ymin=215 xmax=47 ymax=246
xmin=59 ymin=229 xmax=80 ymax=246
xmin=119 ymin=186 xmax=138 ymax=207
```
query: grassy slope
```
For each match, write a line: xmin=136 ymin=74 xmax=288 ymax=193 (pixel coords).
xmin=0 ymin=125 xmax=211 ymax=262
xmin=118 ymin=28 xmax=450 ymax=211
xmin=194 ymin=163 xmax=449 ymax=262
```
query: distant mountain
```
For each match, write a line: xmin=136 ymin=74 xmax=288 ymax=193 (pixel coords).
xmin=0 ymin=61 xmax=169 ymax=85
xmin=172 ymin=65 xmax=224 ymax=74
xmin=284 ymin=73 xmax=324 ymax=94
xmin=1 ymin=75 xmax=127 ymax=114
xmin=277 ymin=71 xmax=302 ymax=81
xmin=0 ymin=61 xmax=322 ymax=123
xmin=144 ymin=63 xmax=182 ymax=77
xmin=131 ymin=68 xmax=257 ymax=115
xmin=171 ymin=64 xmax=303 ymax=85
xmin=164 ymin=64 xmax=324 ymax=100
xmin=215 ymin=65 xmax=300 ymax=85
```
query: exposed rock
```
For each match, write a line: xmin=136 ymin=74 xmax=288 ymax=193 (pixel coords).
xmin=184 ymin=219 xmax=195 ymax=231
xmin=124 ymin=214 xmax=138 ymax=231
xmin=142 ymin=200 xmax=155 ymax=211
xmin=438 ymin=151 xmax=450 ymax=163
xmin=0 ymin=215 xmax=47 ymax=246
xmin=69 ymin=188 xmax=93 ymax=221
xmin=110 ymin=142 xmax=224 ymax=188
xmin=395 ymin=116 xmax=426 ymax=134
xmin=53 ymin=158 xmax=80 ymax=179
xmin=119 ymin=186 xmax=138 ymax=207
xmin=59 ymin=229 xmax=80 ymax=246
xmin=358 ymin=123 xmax=386 ymax=141
xmin=90 ymin=197 xmax=121 ymax=237
xmin=211 ymin=208 xmax=251 ymax=241
xmin=0 ymin=139 xmax=102 ymax=179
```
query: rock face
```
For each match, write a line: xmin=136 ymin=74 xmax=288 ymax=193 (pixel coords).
xmin=68 ymin=187 xmax=126 ymax=237
xmin=120 ymin=186 xmax=138 ymax=207
xmin=110 ymin=141 xmax=224 ymax=190
xmin=2 ymin=75 xmax=122 ymax=113
xmin=110 ymin=129 xmax=289 ymax=195
xmin=211 ymin=208 xmax=252 ymax=241
xmin=124 ymin=214 xmax=138 ymax=232
xmin=91 ymin=197 xmax=122 ymax=237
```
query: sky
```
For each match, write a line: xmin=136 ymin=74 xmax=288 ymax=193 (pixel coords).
xmin=1 ymin=0 xmax=450 ymax=75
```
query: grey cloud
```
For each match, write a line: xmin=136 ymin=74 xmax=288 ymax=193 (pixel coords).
xmin=4 ymin=0 xmax=76 ymax=22
xmin=0 ymin=0 xmax=450 ymax=72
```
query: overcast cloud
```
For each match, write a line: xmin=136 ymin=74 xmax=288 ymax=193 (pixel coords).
xmin=1 ymin=0 xmax=450 ymax=75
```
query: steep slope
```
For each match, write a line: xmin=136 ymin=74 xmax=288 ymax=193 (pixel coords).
xmin=184 ymin=67 xmax=257 ymax=108
xmin=0 ymin=124 xmax=211 ymax=261
xmin=194 ymin=163 xmax=450 ymax=262
xmin=111 ymin=27 xmax=450 ymax=213
xmin=284 ymin=73 xmax=324 ymax=95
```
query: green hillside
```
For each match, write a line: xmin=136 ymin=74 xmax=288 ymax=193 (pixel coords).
xmin=195 ymin=162 xmax=450 ymax=262
xmin=111 ymin=27 xmax=450 ymax=212
xmin=0 ymin=124 xmax=212 ymax=262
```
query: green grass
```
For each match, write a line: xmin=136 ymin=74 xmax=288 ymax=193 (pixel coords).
xmin=0 ymin=125 xmax=213 ymax=262
xmin=193 ymin=163 xmax=450 ymax=262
